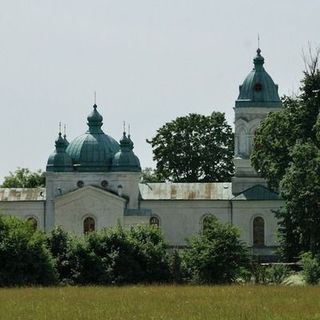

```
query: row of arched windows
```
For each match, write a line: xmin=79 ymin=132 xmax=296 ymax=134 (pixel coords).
xmin=25 ymin=215 xmax=265 ymax=246
xmin=25 ymin=216 xmax=160 ymax=234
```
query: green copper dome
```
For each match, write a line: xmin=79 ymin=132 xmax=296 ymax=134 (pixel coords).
xmin=66 ymin=104 xmax=120 ymax=172
xmin=236 ymin=49 xmax=281 ymax=108
xmin=111 ymin=133 xmax=141 ymax=172
xmin=47 ymin=132 xmax=73 ymax=172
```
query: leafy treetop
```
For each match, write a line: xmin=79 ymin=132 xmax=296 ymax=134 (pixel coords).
xmin=147 ymin=112 xmax=234 ymax=182
xmin=1 ymin=168 xmax=45 ymax=188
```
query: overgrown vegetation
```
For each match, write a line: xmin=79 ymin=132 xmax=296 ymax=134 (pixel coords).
xmin=0 ymin=215 xmax=251 ymax=286
xmin=0 ymin=216 xmax=57 ymax=286
xmin=183 ymin=215 xmax=249 ymax=283
xmin=300 ymin=252 xmax=320 ymax=285
xmin=251 ymin=47 xmax=320 ymax=260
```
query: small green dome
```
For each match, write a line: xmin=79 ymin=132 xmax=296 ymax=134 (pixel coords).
xmin=47 ymin=132 xmax=73 ymax=172
xmin=66 ymin=104 xmax=119 ymax=172
xmin=236 ymin=48 xmax=281 ymax=108
xmin=111 ymin=133 xmax=141 ymax=172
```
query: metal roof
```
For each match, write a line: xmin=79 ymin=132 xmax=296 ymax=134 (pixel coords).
xmin=139 ymin=182 xmax=232 ymax=200
xmin=232 ymin=185 xmax=280 ymax=200
xmin=0 ymin=188 xmax=46 ymax=201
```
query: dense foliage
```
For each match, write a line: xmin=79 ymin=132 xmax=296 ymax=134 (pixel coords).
xmin=1 ymin=167 xmax=45 ymax=188
xmin=183 ymin=216 xmax=249 ymax=283
xmin=251 ymin=54 xmax=320 ymax=260
xmin=147 ymin=112 xmax=234 ymax=182
xmin=0 ymin=216 xmax=57 ymax=286
xmin=300 ymin=252 xmax=320 ymax=285
xmin=141 ymin=167 xmax=164 ymax=183
xmin=0 ymin=215 xmax=255 ymax=286
xmin=73 ymin=225 xmax=170 ymax=285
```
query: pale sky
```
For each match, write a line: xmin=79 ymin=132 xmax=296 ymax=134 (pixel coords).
xmin=0 ymin=0 xmax=319 ymax=183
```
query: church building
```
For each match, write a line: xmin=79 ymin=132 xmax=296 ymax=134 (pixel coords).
xmin=0 ymin=49 xmax=284 ymax=258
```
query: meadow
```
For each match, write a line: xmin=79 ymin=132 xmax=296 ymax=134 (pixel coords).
xmin=0 ymin=285 xmax=320 ymax=320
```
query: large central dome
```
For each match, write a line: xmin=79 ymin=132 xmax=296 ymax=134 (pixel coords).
xmin=66 ymin=104 xmax=119 ymax=172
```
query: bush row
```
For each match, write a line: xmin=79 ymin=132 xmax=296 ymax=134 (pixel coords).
xmin=0 ymin=215 xmax=251 ymax=286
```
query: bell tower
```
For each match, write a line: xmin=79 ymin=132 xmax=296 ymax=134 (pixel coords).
xmin=232 ymin=48 xmax=282 ymax=194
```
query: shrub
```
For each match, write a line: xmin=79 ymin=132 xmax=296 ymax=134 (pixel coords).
xmin=46 ymin=226 xmax=79 ymax=284
xmin=0 ymin=215 xmax=57 ymax=286
xmin=72 ymin=225 xmax=170 ymax=285
xmin=128 ymin=225 xmax=170 ymax=283
xmin=300 ymin=252 xmax=320 ymax=285
xmin=266 ymin=264 xmax=290 ymax=284
xmin=183 ymin=216 xmax=249 ymax=284
xmin=169 ymin=249 xmax=184 ymax=283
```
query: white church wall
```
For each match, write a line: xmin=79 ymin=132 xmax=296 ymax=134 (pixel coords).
xmin=54 ymin=186 xmax=126 ymax=234
xmin=232 ymin=200 xmax=284 ymax=246
xmin=124 ymin=215 xmax=149 ymax=227
xmin=107 ymin=172 xmax=141 ymax=209
xmin=140 ymin=200 xmax=230 ymax=246
xmin=45 ymin=171 xmax=140 ymax=230
xmin=0 ymin=201 xmax=45 ymax=230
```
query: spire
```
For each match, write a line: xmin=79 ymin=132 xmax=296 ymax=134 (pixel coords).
xmin=63 ymin=124 xmax=69 ymax=146
xmin=55 ymin=122 xmax=66 ymax=152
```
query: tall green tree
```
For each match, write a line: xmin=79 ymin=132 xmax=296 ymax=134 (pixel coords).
xmin=251 ymin=50 xmax=320 ymax=259
xmin=147 ymin=112 xmax=234 ymax=182
xmin=1 ymin=167 xmax=45 ymax=188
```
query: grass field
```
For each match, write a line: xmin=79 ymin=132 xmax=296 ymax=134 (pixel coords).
xmin=1 ymin=285 xmax=320 ymax=320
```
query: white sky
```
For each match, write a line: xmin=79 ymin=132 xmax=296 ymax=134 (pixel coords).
xmin=0 ymin=0 xmax=319 ymax=183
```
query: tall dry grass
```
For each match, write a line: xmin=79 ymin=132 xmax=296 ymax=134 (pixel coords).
xmin=0 ymin=285 xmax=320 ymax=320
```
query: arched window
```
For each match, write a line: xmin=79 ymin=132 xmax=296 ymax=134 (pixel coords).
xmin=202 ymin=215 xmax=214 ymax=232
xmin=238 ymin=128 xmax=248 ymax=157
xmin=150 ymin=216 xmax=160 ymax=227
xmin=27 ymin=217 xmax=38 ymax=231
xmin=253 ymin=216 xmax=265 ymax=246
xmin=83 ymin=217 xmax=95 ymax=234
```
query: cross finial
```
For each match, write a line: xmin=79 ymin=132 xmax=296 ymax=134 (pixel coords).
xmin=63 ymin=124 xmax=67 ymax=137
xmin=59 ymin=122 xmax=62 ymax=134
xmin=94 ymin=91 xmax=97 ymax=105
xmin=123 ymin=121 xmax=126 ymax=134
xmin=258 ymin=33 xmax=260 ymax=49
xmin=128 ymin=123 xmax=131 ymax=136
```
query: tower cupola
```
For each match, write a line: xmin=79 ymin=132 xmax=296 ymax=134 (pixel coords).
xmin=236 ymin=48 xmax=281 ymax=108
xmin=46 ymin=131 xmax=73 ymax=172
xmin=111 ymin=132 xmax=141 ymax=172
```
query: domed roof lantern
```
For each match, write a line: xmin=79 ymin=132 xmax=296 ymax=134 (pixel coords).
xmin=47 ymin=127 xmax=73 ymax=172
xmin=87 ymin=104 xmax=103 ymax=133
xmin=235 ymin=48 xmax=282 ymax=109
xmin=111 ymin=131 xmax=141 ymax=172
xmin=253 ymin=48 xmax=264 ymax=69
